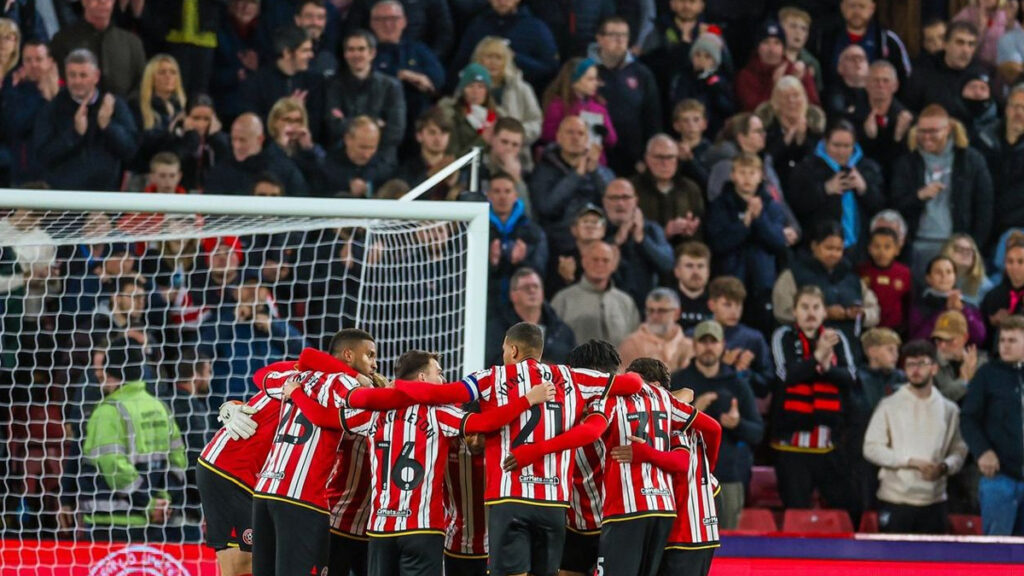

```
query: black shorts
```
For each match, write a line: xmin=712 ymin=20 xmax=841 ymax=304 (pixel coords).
xmin=330 ymin=530 xmax=369 ymax=576
xmin=251 ymin=496 xmax=329 ymax=576
xmin=658 ymin=547 xmax=716 ymax=576
xmin=559 ymin=528 xmax=600 ymax=574
xmin=444 ymin=552 xmax=488 ymax=576
xmin=487 ymin=502 xmax=566 ymax=576
xmin=196 ymin=463 xmax=254 ymax=552
xmin=368 ymin=533 xmax=444 ymax=576
xmin=597 ymin=516 xmax=674 ymax=576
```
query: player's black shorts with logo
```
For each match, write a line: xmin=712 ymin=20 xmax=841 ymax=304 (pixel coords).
xmin=487 ymin=502 xmax=567 ymax=576
xmin=251 ymin=496 xmax=330 ymax=576
xmin=444 ymin=552 xmax=488 ymax=576
xmin=659 ymin=547 xmax=716 ymax=576
xmin=560 ymin=527 xmax=600 ymax=574
xmin=597 ymin=516 xmax=674 ymax=576
xmin=367 ymin=533 xmax=444 ymax=576
xmin=196 ymin=463 xmax=254 ymax=552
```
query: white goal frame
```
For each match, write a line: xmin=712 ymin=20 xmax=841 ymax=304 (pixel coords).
xmin=0 ymin=177 xmax=491 ymax=377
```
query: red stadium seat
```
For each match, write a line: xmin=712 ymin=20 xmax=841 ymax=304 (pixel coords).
xmin=858 ymin=511 xmax=879 ymax=533
xmin=736 ymin=508 xmax=779 ymax=534
xmin=949 ymin=514 xmax=983 ymax=535
xmin=747 ymin=466 xmax=783 ymax=508
xmin=782 ymin=509 xmax=854 ymax=534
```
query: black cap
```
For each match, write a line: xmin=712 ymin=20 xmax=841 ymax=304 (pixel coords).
xmin=575 ymin=203 xmax=606 ymax=221
xmin=756 ymin=19 xmax=786 ymax=46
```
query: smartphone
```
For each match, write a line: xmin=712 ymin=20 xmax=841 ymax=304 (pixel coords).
xmin=839 ymin=166 xmax=852 ymax=177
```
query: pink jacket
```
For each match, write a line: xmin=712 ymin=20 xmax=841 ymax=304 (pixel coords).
xmin=541 ymin=96 xmax=618 ymax=164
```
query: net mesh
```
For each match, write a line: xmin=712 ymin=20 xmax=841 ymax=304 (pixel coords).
xmin=0 ymin=205 xmax=473 ymax=572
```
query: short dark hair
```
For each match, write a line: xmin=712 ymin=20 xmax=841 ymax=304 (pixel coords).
xmin=22 ymin=38 xmax=49 ymax=55
xmin=824 ymin=118 xmax=857 ymax=141
xmin=946 ymin=20 xmax=978 ymax=41
xmin=708 ymin=276 xmax=746 ymax=303
xmin=868 ymin=226 xmax=899 ymax=244
xmin=294 ymin=0 xmax=324 ymax=16
xmin=493 ymin=117 xmax=525 ymax=137
xmin=104 ymin=338 xmax=146 ymax=382
xmin=626 ymin=357 xmax=669 ymax=388
xmin=489 ymin=171 xmax=517 ymax=188
xmin=675 ymin=241 xmax=710 ymax=264
xmin=597 ymin=15 xmax=629 ymax=35
xmin=415 ymin=107 xmax=453 ymax=133
xmin=116 ymin=275 xmax=146 ymax=295
xmin=329 ymin=328 xmax=375 ymax=355
xmin=567 ymin=339 xmax=620 ymax=374
xmin=901 ymin=339 xmax=938 ymax=363
xmin=344 ymin=28 xmax=378 ymax=51
xmin=188 ymin=93 xmax=215 ymax=113
xmin=810 ymin=220 xmax=844 ymax=245
xmin=273 ymin=24 xmax=310 ymax=57
xmin=926 ymin=255 xmax=955 ymax=276
xmin=253 ymin=171 xmax=285 ymax=193
xmin=395 ymin=350 xmax=440 ymax=380
xmin=504 ymin=322 xmax=544 ymax=358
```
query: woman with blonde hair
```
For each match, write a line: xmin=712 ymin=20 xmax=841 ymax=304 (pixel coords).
xmin=472 ymin=36 xmax=542 ymax=156
xmin=755 ymin=74 xmax=825 ymax=186
xmin=132 ymin=54 xmax=187 ymax=172
xmin=941 ymin=233 xmax=994 ymax=306
xmin=0 ymin=19 xmax=20 ymax=82
xmin=266 ymin=97 xmax=322 ymax=184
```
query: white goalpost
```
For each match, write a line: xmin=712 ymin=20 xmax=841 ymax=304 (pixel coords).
xmin=0 ymin=149 xmax=489 ymax=574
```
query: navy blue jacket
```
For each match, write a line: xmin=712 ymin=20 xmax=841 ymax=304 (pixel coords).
xmin=451 ymin=6 xmax=559 ymax=90
xmin=707 ymin=182 xmax=788 ymax=296
xmin=723 ymin=322 xmax=775 ymax=399
xmin=961 ymin=361 xmax=1024 ymax=480
xmin=32 ymin=89 xmax=139 ymax=191
xmin=592 ymin=47 xmax=663 ymax=176
xmin=2 ymin=79 xmax=47 ymax=183
xmin=375 ymin=40 xmax=446 ymax=120
xmin=211 ymin=19 xmax=273 ymax=121
xmin=528 ymin=0 xmax=615 ymax=59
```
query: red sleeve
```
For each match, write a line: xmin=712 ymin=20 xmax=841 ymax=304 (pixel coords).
xmin=297 ymin=348 xmax=358 ymax=376
xmin=290 ymin=389 xmax=343 ymax=430
xmin=347 ymin=387 xmax=416 ymax=410
xmin=631 ymin=442 xmax=690 ymax=475
xmin=509 ymin=412 xmax=609 ymax=470
xmin=254 ymin=360 xmax=300 ymax=396
xmin=606 ymin=373 xmax=643 ymax=397
xmin=691 ymin=411 xmax=722 ymax=472
xmin=394 ymin=380 xmax=473 ymax=405
xmin=462 ymin=396 xmax=531 ymax=434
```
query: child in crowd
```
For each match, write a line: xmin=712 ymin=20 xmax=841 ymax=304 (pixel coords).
xmin=146 ymin=152 xmax=187 ymax=194
xmin=669 ymin=34 xmax=735 ymax=139
xmin=909 ymin=256 xmax=987 ymax=346
xmin=779 ymin=6 xmax=823 ymax=95
xmin=707 ymin=152 xmax=788 ymax=334
xmin=858 ymin=227 xmax=912 ymax=334
xmin=707 ymin=276 xmax=773 ymax=398
xmin=673 ymin=241 xmax=714 ymax=331
xmin=541 ymin=57 xmax=618 ymax=164
xmin=672 ymin=99 xmax=713 ymax=186
xmin=940 ymin=233 xmax=994 ymax=307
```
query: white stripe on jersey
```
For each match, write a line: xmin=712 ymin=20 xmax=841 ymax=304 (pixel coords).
xmin=616 ymin=406 xmax=638 ymax=514
xmin=497 ymin=366 xmax=513 ymax=499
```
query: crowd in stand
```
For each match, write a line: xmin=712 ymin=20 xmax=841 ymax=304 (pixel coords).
xmin=3 ymin=0 xmax=1024 ymax=542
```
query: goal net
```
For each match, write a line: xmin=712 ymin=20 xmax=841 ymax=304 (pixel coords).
xmin=0 ymin=185 xmax=489 ymax=574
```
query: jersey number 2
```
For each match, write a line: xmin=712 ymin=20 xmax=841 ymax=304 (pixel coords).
xmin=511 ymin=402 xmax=564 ymax=448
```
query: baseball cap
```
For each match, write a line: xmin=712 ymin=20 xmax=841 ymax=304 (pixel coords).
xmin=694 ymin=320 xmax=724 ymax=342
xmin=575 ymin=202 xmax=606 ymax=222
xmin=932 ymin=310 xmax=968 ymax=340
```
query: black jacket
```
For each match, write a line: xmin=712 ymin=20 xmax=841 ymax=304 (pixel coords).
xmin=32 ymin=90 xmax=139 ymax=191
xmin=241 ymin=67 xmax=325 ymax=142
xmin=529 ymin=0 xmax=615 ymax=59
xmin=961 ymin=361 xmax=1024 ymax=480
xmin=670 ymin=363 xmax=763 ymax=483
xmin=597 ymin=55 xmax=664 ymax=177
xmin=314 ymin=148 xmax=393 ymax=198
xmin=324 ymin=70 xmax=406 ymax=157
xmin=903 ymin=52 xmax=987 ymax=122
xmin=485 ymin=301 xmax=576 ymax=366
xmin=528 ymin=145 xmax=613 ymax=254
xmin=890 ymin=144 xmax=993 ymax=248
xmin=974 ymin=121 xmax=1024 ymax=244
xmin=204 ymin=145 xmax=308 ymax=196
xmin=787 ymin=153 xmax=885 ymax=252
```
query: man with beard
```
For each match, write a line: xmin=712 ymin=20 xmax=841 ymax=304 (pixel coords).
xmin=863 ymin=339 xmax=968 ymax=534
xmin=670 ymin=320 xmax=762 ymax=530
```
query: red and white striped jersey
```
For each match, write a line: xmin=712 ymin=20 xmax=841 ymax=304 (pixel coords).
xmin=342 ymin=404 xmax=465 ymax=535
xmin=596 ymin=383 xmax=696 ymax=522
xmin=198 ymin=360 xmax=294 ymax=489
xmin=461 ymin=359 xmax=612 ymax=505
xmin=327 ymin=433 xmax=373 ymax=536
xmin=567 ymin=441 xmax=605 ymax=533
xmin=444 ymin=438 xmax=488 ymax=556
xmin=773 ymin=425 xmax=834 ymax=453
xmin=254 ymin=368 xmax=360 ymax=511
xmin=666 ymin=430 xmax=720 ymax=549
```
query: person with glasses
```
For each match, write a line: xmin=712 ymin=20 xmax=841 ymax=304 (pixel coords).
xmin=632 ymin=134 xmax=704 ymax=246
xmin=864 ymin=339 xmax=968 ymax=534
xmin=484 ymin=267 xmax=575 ymax=366
xmin=617 ymin=287 xmax=694 ymax=372
xmin=891 ymin=104 xmax=993 ymax=283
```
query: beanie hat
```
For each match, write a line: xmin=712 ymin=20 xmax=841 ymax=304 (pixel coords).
xmin=571 ymin=57 xmax=598 ymax=82
xmin=690 ymin=33 xmax=723 ymax=67
xmin=756 ymin=19 xmax=786 ymax=47
xmin=456 ymin=63 xmax=492 ymax=95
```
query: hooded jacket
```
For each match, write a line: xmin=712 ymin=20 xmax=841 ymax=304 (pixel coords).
xmin=488 ymin=199 xmax=549 ymax=303
xmin=890 ymin=121 xmax=994 ymax=248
